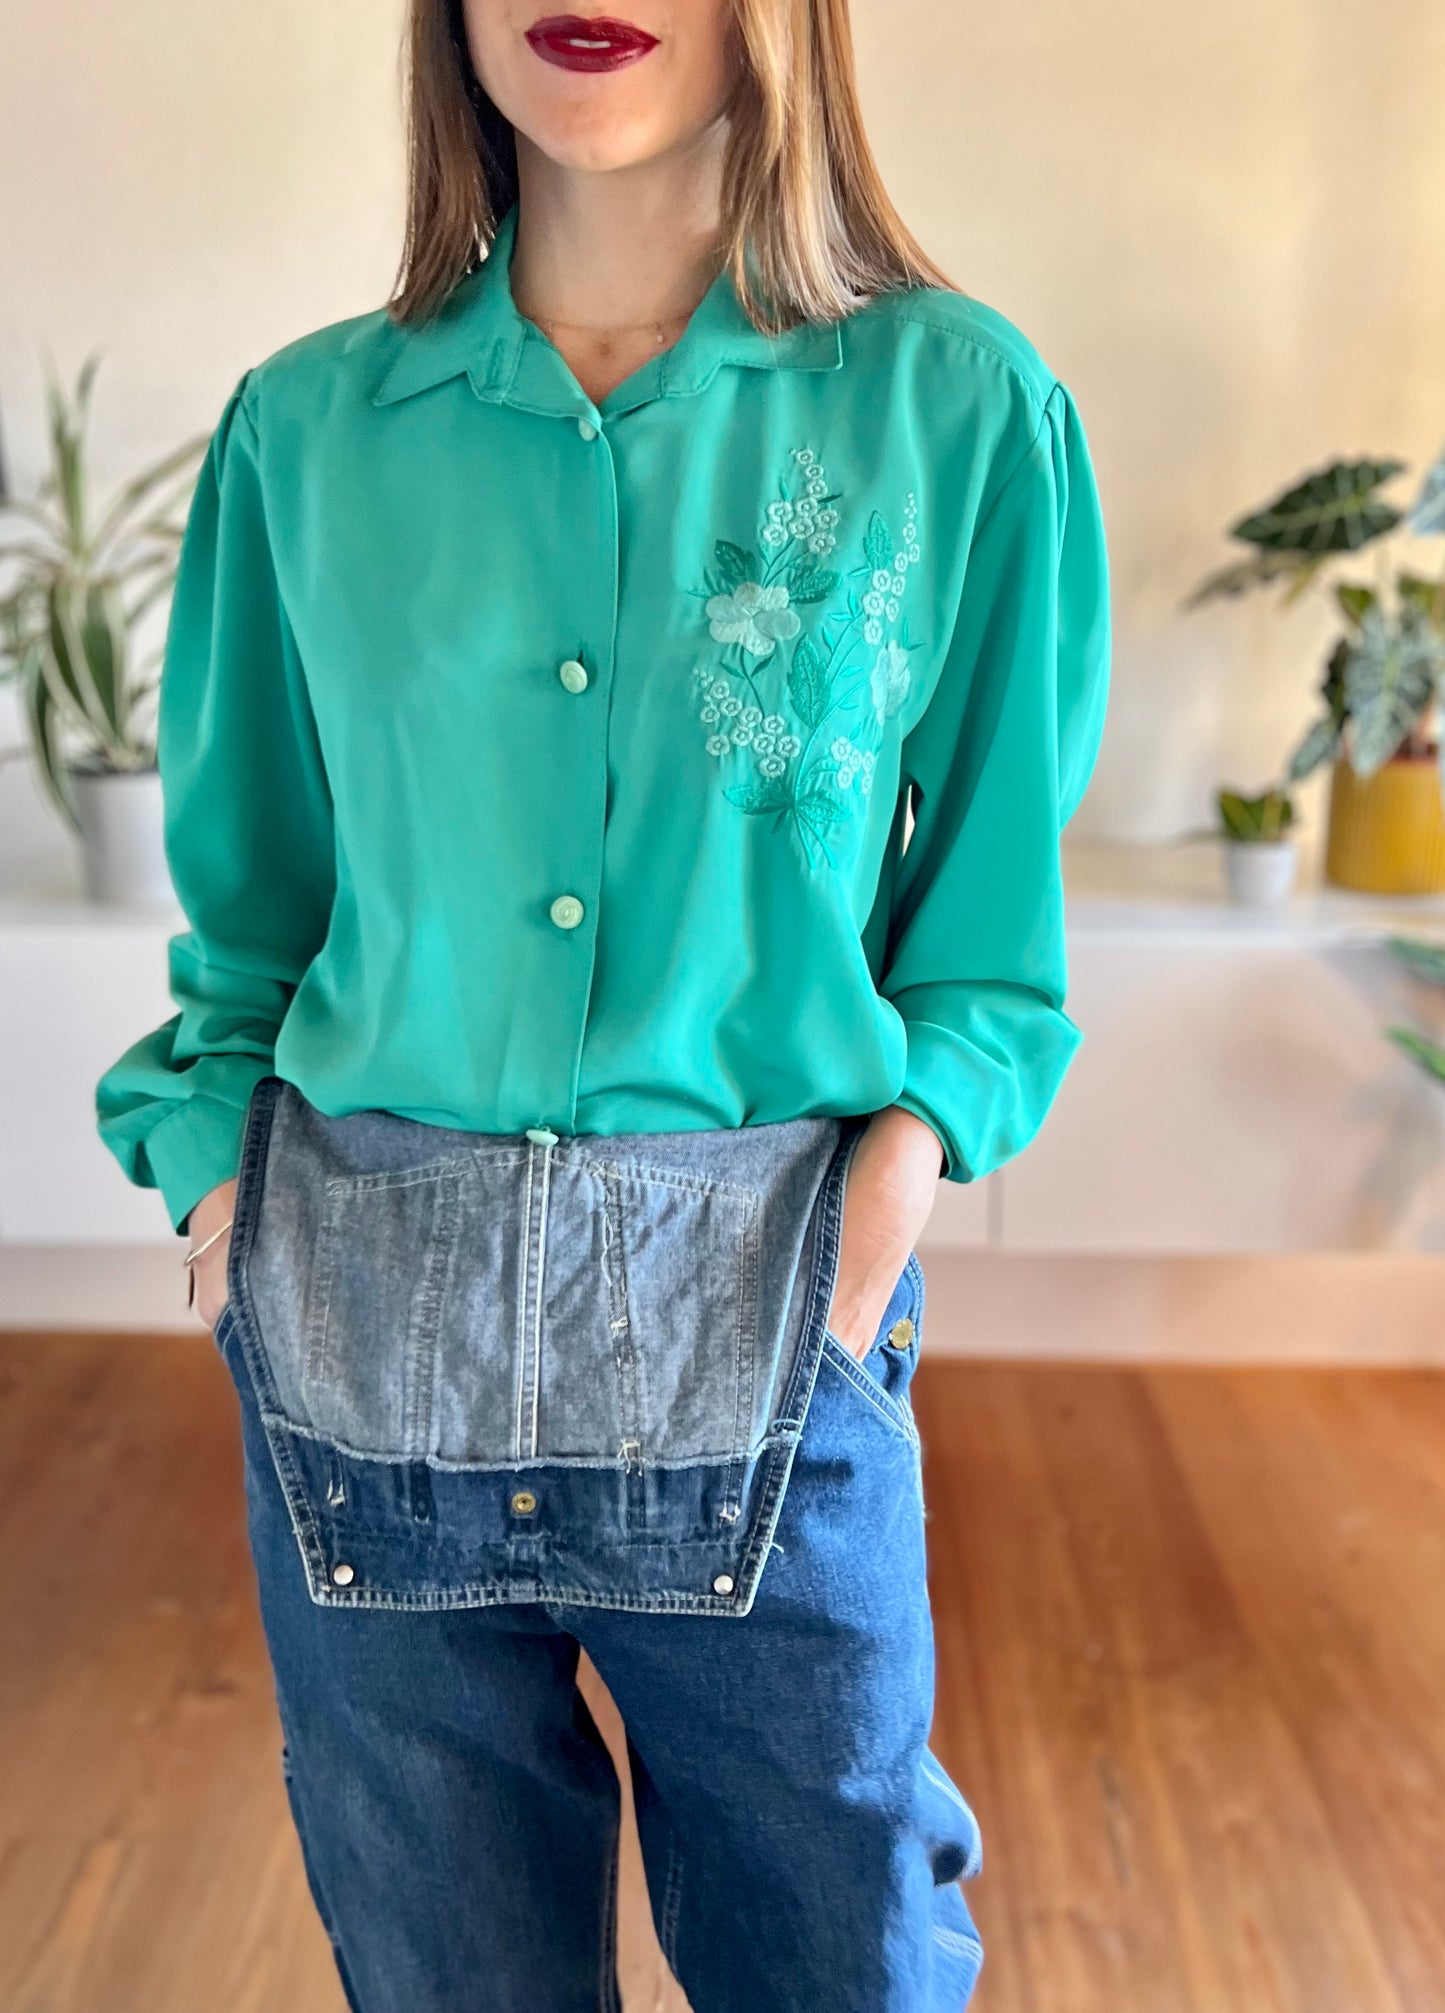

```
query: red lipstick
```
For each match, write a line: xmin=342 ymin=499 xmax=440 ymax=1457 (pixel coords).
xmin=525 ymin=14 xmax=660 ymax=72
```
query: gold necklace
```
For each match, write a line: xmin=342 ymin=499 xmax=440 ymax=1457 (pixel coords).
xmin=528 ymin=306 xmax=695 ymax=349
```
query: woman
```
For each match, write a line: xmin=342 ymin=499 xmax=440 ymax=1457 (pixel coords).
xmin=97 ymin=0 xmax=1109 ymax=2005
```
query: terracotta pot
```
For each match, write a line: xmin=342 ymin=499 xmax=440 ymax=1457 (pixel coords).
xmin=1324 ymin=754 xmax=1445 ymax=895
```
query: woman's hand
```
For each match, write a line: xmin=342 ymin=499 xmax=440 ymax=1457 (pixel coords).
xmin=186 ymin=1177 xmax=239 ymax=1330
xmin=825 ymin=1107 xmax=944 ymax=1361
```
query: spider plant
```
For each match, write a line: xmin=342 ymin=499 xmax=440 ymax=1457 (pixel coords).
xmin=0 ymin=357 xmax=204 ymax=827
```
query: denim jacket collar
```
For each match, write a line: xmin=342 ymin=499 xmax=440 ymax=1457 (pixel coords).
xmin=372 ymin=203 xmax=844 ymax=417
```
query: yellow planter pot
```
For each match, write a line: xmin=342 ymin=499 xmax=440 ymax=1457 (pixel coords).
xmin=1324 ymin=755 xmax=1445 ymax=894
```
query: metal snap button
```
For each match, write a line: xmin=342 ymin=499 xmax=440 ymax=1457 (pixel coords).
xmin=511 ymin=1490 xmax=538 ymax=1515
xmin=331 ymin=1563 xmax=355 ymax=1586
xmin=887 ymin=1317 xmax=915 ymax=1350
xmin=712 ymin=1573 xmax=735 ymax=1596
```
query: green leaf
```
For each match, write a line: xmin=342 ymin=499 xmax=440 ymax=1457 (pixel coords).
xmin=1182 ymin=549 xmax=1316 ymax=607
xmin=1287 ymin=713 xmax=1343 ymax=782
xmin=714 ymin=541 xmax=758 ymax=588
xmin=1399 ymin=573 xmax=1445 ymax=628
xmin=1387 ymin=1026 xmax=1445 ymax=1085
xmin=1216 ymin=786 xmax=1295 ymax=839
xmin=1231 ymin=458 xmax=1405 ymax=555
xmin=1386 ymin=935 xmax=1445 ymax=987
xmin=864 ymin=512 xmax=893 ymax=574
xmin=787 ymin=634 xmax=829 ymax=728
xmin=79 ymin=580 xmax=127 ymax=740
xmin=1408 ymin=442 xmax=1445 ymax=536
xmin=724 ymin=778 xmax=792 ymax=815
xmin=1335 ymin=583 xmax=1376 ymax=627
xmin=25 ymin=657 xmax=79 ymax=830
xmin=1343 ymin=608 xmax=1444 ymax=775
xmin=786 ymin=564 xmax=839 ymax=604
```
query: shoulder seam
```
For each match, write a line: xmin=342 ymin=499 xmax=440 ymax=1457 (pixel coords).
xmin=862 ymin=302 xmax=1059 ymax=419
xmin=969 ymin=380 xmax=1067 ymax=547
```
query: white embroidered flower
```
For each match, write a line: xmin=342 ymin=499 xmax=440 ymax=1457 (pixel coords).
xmin=871 ymin=640 xmax=911 ymax=721
xmin=731 ymin=721 xmax=754 ymax=745
xmin=719 ymin=693 xmax=742 ymax=717
xmin=859 ymin=770 xmax=873 ymax=796
xmin=808 ymin=532 xmax=836 ymax=556
xmin=753 ymin=732 xmax=776 ymax=756
xmin=777 ymin=733 xmax=801 ymax=757
xmin=863 ymin=590 xmax=886 ymax=618
xmin=705 ymin=733 xmax=732 ymax=757
xmin=740 ymin=705 xmax=763 ymax=728
xmin=706 ymin=581 xmax=802 ymax=656
xmin=759 ymin=754 xmax=787 ymax=778
xmin=792 ymin=447 xmax=816 ymax=469
xmin=763 ymin=713 xmax=787 ymax=736
xmin=807 ymin=475 xmax=827 ymax=499
xmin=762 ymin=525 xmax=790 ymax=549
xmin=891 ymin=573 xmax=907 ymax=596
xmin=872 ymin=569 xmax=893 ymax=593
xmin=908 ymin=544 xmax=921 ymax=564
xmin=708 ymin=678 xmax=730 ymax=700
xmin=864 ymin=617 xmax=883 ymax=646
xmin=893 ymin=553 xmax=908 ymax=575
xmin=885 ymin=598 xmax=899 ymax=622
xmin=700 ymin=703 xmax=720 ymax=724
xmin=830 ymin=735 xmax=854 ymax=761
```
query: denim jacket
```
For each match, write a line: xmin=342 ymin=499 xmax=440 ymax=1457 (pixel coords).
xmin=218 ymin=1076 xmax=924 ymax=1616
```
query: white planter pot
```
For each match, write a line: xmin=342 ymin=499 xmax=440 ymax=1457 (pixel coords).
xmin=69 ymin=767 xmax=173 ymax=905
xmin=1222 ymin=836 xmax=1298 ymax=908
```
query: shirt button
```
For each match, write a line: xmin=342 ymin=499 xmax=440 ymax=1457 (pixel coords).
xmin=525 ymin=1125 xmax=560 ymax=1145
xmin=558 ymin=658 xmax=588 ymax=693
xmin=549 ymin=894 xmax=585 ymax=930
xmin=577 ymin=417 xmax=598 ymax=442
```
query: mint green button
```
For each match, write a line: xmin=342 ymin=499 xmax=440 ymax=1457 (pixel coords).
xmin=525 ymin=1125 xmax=559 ymax=1145
xmin=549 ymin=894 xmax=585 ymax=930
xmin=576 ymin=417 xmax=598 ymax=442
xmin=558 ymin=658 xmax=588 ymax=693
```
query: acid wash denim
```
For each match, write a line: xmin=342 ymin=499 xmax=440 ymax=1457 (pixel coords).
xmin=212 ymin=1075 xmax=984 ymax=2010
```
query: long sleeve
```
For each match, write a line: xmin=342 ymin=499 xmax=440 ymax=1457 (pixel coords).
xmin=95 ymin=374 xmax=336 ymax=1235
xmin=879 ymin=378 xmax=1110 ymax=1183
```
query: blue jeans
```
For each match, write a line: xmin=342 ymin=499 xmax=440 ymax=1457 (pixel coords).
xmin=214 ymin=1080 xmax=983 ymax=2008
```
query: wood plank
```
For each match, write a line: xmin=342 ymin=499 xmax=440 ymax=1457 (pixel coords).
xmin=2 ymin=1337 xmax=1442 ymax=2012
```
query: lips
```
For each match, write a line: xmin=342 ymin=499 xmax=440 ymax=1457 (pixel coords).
xmin=525 ymin=14 xmax=660 ymax=72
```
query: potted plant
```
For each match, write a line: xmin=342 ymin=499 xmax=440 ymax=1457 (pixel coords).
xmin=1215 ymin=784 xmax=1298 ymax=906
xmin=1187 ymin=445 xmax=1445 ymax=894
xmin=0 ymin=359 xmax=203 ymax=902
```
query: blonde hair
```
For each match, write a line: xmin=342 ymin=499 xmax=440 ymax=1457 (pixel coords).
xmin=392 ymin=0 xmax=955 ymax=331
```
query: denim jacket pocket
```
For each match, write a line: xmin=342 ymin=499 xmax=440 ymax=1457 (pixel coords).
xmin=222 ymin=1076 xmax=865 ymax=1618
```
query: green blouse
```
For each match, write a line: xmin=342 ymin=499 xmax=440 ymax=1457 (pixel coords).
xmin=95 ymin=204 xmax=1111 ymax=1235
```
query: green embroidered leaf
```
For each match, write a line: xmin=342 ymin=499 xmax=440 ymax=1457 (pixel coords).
xmin=725 ymin=779 xmax=793 ymax=815
xmin=714 ymin=541 xmax=759 ymax=587
xmin=787 ymin=564 xmax=840 ymax=604
xmin=864 ymin=512 xmax=893 ymax=574
xmin=788 ymin=635 xmax=830 ymax=728
xmin=795 ymin=788 xmax=850 ymax=830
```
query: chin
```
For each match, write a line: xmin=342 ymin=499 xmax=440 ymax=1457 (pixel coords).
xmin=526 ymin=111 xmax=673 ymax=176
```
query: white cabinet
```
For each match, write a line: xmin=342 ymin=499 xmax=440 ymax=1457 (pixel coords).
xmin=1 ymin=844 xmax=1443 ymax=1261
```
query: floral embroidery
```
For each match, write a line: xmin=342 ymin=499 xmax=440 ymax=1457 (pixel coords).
xmin=687 ymin=447 xmax=921 ymax=868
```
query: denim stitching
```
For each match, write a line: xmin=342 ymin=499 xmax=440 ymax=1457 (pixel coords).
xmin=659 ymin=1835 xmax=685 ymax=1975
xmin=819 ymin=1334 xmax=920 ymax=1447
xmin=598 ymin=1821 xmax=622 ymax=2013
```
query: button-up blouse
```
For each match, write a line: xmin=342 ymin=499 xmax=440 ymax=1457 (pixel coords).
xmin=95 ymin=204 xmax=1111 ymax=1235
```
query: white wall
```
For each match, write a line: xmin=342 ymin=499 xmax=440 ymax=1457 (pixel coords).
xmin=4 ymin=0 xmax=1445 ymax=881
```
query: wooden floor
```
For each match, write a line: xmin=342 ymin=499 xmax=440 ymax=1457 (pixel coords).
xmin=1 ymin=1336 xmax=1443 ymax=2013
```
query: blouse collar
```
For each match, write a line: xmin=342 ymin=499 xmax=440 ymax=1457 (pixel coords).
xmin=373 ymin=203 xmax=844 ymax=416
